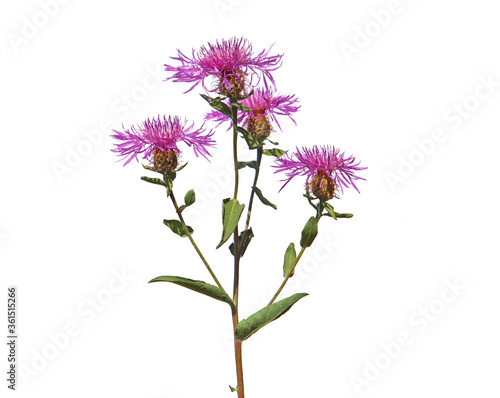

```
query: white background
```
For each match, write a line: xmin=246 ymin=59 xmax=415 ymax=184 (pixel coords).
xmin=1 ymin=0 xmax=500 ymax=397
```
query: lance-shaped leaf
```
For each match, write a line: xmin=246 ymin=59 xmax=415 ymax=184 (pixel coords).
xmin=142 ymin=164 xmax=160 ymax=174
xmin=303 ymin=193 xmax=318 ymax=210
xmin=229 ymin=228 xmax=254 ymax=257
xmin=149 ymin=275 xmax=235 ymax=310
xmin=163 ymin=219 xmax=194 ymax=237
xmin=283 ymin=243 xmax=297 ymax=277
xmin=200 ymin=94 xmax=232 ymax=118
xmin=232 ymin=102 xmax=252 ymax=112
xmin=335 ymin=212 xmax=353 ymax=218
xmin=234 ymin=293 xmax=308 ymax=341
xmin=184 ymin=189 xmax=196 ymax=206
xmin=322 ymin=202 xmax=354 ymax=219
xmin=177 ymin=162 xmax=188 ymax=172
xmin=216 ymin=199 xmax=245 ymax=249
xmin=263 ymin=148 xmax=287 ymax=158
xmin=238 ymin=127 xmax=263 ymax=149
xmin=323 ymin=202 xmax=337 ymax=220
xmin=300 ymin=217 xmax=318 ymax=248
xmin=237 ymin=161 xmax=257 ymax=170
xmin=235 ymin=90 xmax=254 ymax=101
xmin=178 ymin=189 xmax=196 ymax=213
xmin=141 ymin=176 xmax=166 ymax=187
xmin=253 ymin=187 xmax=277 ymax=210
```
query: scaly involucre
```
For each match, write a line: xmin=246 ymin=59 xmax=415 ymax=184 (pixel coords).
xmin=273 ymin=145 xmax=366 ymax=195
xmin=165 ymin=37 xmax=282 ymax=94
xmin=111 ymin=115 xmax=215 ymax=166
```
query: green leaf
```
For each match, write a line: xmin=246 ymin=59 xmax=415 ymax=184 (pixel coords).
xmin=335 ymin=212 xmax=353 ymax=218
xmin=235 ymin=90 xmax=254 ymax=101
xmin=200 ymin=94 xmax=232 ymax=118
xmin=177 ymin=189 xmax=196 ymax=213
xmin=303 ymin=193 xmax=318 ymax=210
xmin=163 ymin=219 xmax=193 ymax=237
xmin=177 ymin=162 xmax=188 ymax=172
xmin=232 ymin=102 xmax=252 ymax=112
xmin=266 ymin=139 xmax=279 ymax=145
xmin=140 ymin=176 xmax=166 ymax=187
xmin=216 ymin=199 xmax=245 ymax=249
xmin=238 ymin=127 xmax=263 ymax=149
xmin=263 ymin=148 xmax=287 ymax=158
xmin=142 ymin=164 xmax=160 ymax=173
xmin=283 ymin=243 xmax=297 ymax=277
xmin=253 ymin=187 xmax=277 ymax=210
xmin=229 ymin=385 xmax=238 ymax=392
xmin=229 ymin=228 xmax=254 ymax=257
xmin=323 ymin=202 xmax=337 ymax=220
xmin=237 ymin=161 xmax=257 ymax=170
xmin=300 ymin=217 xmax=318 ymax=248
xmin=234 ymin=293 xmax=308 ymax=341
xmin=184 ymin=189 xmax=196 ymax=206
xmin=149 ymin=275 xmax=235 ymax=310
xmin=322 ymin=203 xmax=353 ymax=219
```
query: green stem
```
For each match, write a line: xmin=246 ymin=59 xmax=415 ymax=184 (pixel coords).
xmin=169 ymin=190 xmax=225 ymax=292
xmin=230 ymin=98 xmax=240 ymax=201
xmin=267 ymin=214 xmax=323 ymax=306
xmin=232 ymin=226 xmax=241 ymax=306
xmin=229 ymin=97 xmax=244 ymax=398
xmin=229 ymin=99 xmax=241 ymax=306
xmin=240 ymin=147 xmax=263 ymax=252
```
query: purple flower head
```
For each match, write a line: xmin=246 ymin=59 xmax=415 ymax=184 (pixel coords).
xmin=273 ymin=145 xmax=366 ymax=200
xmin=241 ymin=87 xmax=300 ymax=135
xmin=165 ymin=37 xmax=282 ymax=97
xmin=205 ymin=87 xmax=300 ymax=139
xmin=111 ymin=115 xmax=215 ymax=174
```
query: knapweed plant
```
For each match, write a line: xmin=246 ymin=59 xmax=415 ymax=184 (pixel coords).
xmin=112 ymin=37 xmax=365 ymax=397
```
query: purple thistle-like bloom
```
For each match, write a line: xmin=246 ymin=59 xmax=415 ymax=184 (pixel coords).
xmin=205 ymin=87 xmax=300 ymax=138
xmin=240 ymin=87 xmax=300 ymax=130
xmin=273 ymin=145 xmax=366 ymax=200
xmin=165 ymin=37 xmax=282 ymax=96
xmin=206 ymin=87 xmax=299 ymax=126
xmin=111 ymin=116 xmax=215 ymax=173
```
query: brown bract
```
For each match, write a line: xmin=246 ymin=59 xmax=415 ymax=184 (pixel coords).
xmin=246 ymin=113 xmax=272 ymax=140
xmin=308 ymin=171 xmax=338 ymax=201
xmin=153 ymin=148 xmax=178 ymax=175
